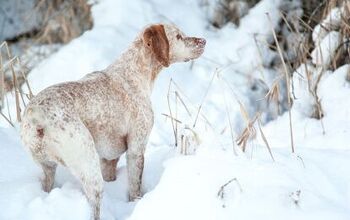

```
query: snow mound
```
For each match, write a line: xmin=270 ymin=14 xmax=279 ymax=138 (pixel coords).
xmin=129 ymin=147 xmax=350 ymax=220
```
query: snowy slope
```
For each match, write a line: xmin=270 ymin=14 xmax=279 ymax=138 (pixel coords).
xmin=1 ymin=0 xmax=350 ymax=219
xmin=129 ymin=148 xmax=350 ymax=220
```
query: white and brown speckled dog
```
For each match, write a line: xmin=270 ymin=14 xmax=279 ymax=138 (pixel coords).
xmin=20 ymin=24 xmax=206 ymax=220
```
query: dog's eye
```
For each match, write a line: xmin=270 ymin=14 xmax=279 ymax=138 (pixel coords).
xmin=176 ymin=34 xmax=182 ymax=40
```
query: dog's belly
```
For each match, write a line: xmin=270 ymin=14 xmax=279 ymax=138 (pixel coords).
xmin=96 ymin=143 xmax=126 ymax=160
xmin=83 ymin=118 xmax=128 ymax=160
xmin=94 ymin=135 xmax=127 ymax=160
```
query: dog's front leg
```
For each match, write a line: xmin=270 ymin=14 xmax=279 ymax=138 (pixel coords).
xmin=126 ymin=142 xmax=146 ymax=201
xmin=126 ymin=104 xmax=153 ymax=201
xmin=126 ymin=121 xmax=151 ymax=201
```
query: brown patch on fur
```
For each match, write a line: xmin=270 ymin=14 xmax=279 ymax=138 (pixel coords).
xmin=54 ymin=156 xmax=66 ymax=166
xmin=37 ymin=128 xmax=44 ymax=138
xmin=123 ymin=135 xmax=128 ymax=147
xmin=143 ymin=24 xmax=170 ymax=67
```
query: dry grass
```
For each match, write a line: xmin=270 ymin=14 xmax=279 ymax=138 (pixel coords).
xmin=277 ymin=9 xmax=328 ymax=136
xmin=165 ymin=69 xmax=243 ymax=155
xmin=217 ymin=177 xmax=243 ymax=200
xmin=0 ymin=47 xmax=4 ymax=108
xmin=179 ymin=125 xmax=201 ymax=155
xmin=207 ymin=0 xmax=260 ymax=28
xmin=264 ymin=76 xmax=283 ymax=116
xmin=236 ymin=113 xmax=257 ymax=152
xmin=32 ymin=0 xmax=93 ymax=44
xmin=267 ymin=13 xmax=295 ymax=153
xmin=193 ymin=69 xmax=218 ymax=128
xmin=0 ymin=41 xmax=33 ymax=126
xmin=217 ymin=72 xmax=276 ymax=159
xmin=223 ymin=89 xmax=238 ymax=156
xmin=260 ymin=0 xmax=350 ymax=149
xmin=341 ymin=2 xmax=350 ymax=82
xmin=167 ymin=79 xmax=178 ymax=147
xmin=166 ymin=79 xmax=202 ymax=154
xmin=288 ymin=0 xmax=348 ymax=129
xmin=235 ymin=104 xmax=275 ymax=161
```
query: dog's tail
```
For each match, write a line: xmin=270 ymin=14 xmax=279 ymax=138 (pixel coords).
xmin=20 ymin=105 xmax=49 ymax=161
xmin=21 ymin=105 xmax=47 ymax=137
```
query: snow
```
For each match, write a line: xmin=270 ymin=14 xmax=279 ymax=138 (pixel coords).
xmin=312 ymin=7 xmax=343 ymax=45
xmin=291 ymin=63 xmax=331 ymax=118
xmin=267 ymin=63 xmax=350 ymax=150
xmin=129 ymin=148 xmax=350 ymax=220
xmin=1 ymin=0 xmax=350 ymax=220
xmin=311 ymin=31 xmax=341 ymax=67
xmin=311 ymin=5 xmax=348 ymax=67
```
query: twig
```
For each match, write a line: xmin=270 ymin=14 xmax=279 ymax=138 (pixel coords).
xmin=6 ymin=49 xmax=21 ymax=122
xmin=0 ymin=48 xmax=4 ymax=108
xmin=167 ymin=79 xmax=177 ymax=146
xmin=267 ymin=13 xmax=295 ymax=153
xmin=175 ymin=91 xmax=192 ymax=117
xmin=257 ymin=115 xmax=275 ymax=162
xmin=15 ymin=57 xmax=33 ymax=99
xmin=297 ymin=155 xmax=306 ymax=168
xmin=0 ymin=111 xmax=14 ymax=127
xmin=170 ymin=78 xmax=216 ymax=129
xmin=217 ymin=178 xmax=243 ymax=199
xmin=5 ymin=91 xmax=12 ymax=123
xmin=193 ymin=69 xmax=218 ymax=128
xmin=161 ymin=113 xmax=183 ymax=124
xmin=221 ymin=82 xmax=238 ymax=156
xmin=175 ymin=90 xmax=178 ymax=143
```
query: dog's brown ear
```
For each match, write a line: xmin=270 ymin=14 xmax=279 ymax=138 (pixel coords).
xmin=143 ymin=24 xmax=170 ymax=67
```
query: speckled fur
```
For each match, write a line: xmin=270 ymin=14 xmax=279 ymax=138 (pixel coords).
xmin=20 ymin=24 xmax=206 ymax=220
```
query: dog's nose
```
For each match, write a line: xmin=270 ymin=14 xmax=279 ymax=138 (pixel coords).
xmin=196 ymin=38 xmax=206 ymax=46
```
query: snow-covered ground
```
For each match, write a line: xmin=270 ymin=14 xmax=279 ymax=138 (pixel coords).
xmin=1 ymin=0 xmax=350 ymax=219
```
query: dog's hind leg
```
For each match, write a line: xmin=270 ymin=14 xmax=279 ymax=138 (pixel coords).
xmin=67 ymin=147 xmax=103 ymax=220
xmin=40 ymin=161 xmax=57 ymax=192
xmin=100 ymin=158 xmax=118 ymax=182
xmin=51 ymin=119 xmax=103 ymax=220
xmin=63 ymin=150 xmax=103 ymax=220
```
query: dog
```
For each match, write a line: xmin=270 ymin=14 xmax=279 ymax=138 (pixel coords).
xmin=20 ymin=23 xmax=206 ymax=220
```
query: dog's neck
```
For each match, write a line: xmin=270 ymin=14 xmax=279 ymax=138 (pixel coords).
xmin=106 ymin=38 xmax=164 ymax=93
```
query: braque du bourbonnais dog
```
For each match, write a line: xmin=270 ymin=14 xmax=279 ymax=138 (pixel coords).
xmin=20 ymin=23 xmax=206 ymax=220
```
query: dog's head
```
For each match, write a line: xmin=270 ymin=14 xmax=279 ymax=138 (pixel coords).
xmin=142 ymin=24 xmax=206 ymax=67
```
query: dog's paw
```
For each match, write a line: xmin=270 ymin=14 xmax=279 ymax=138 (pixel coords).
xmin=102 ymin=173 xmax=117 ymax=182
xmin=129 ymin=194 xmax=142 ymax=202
